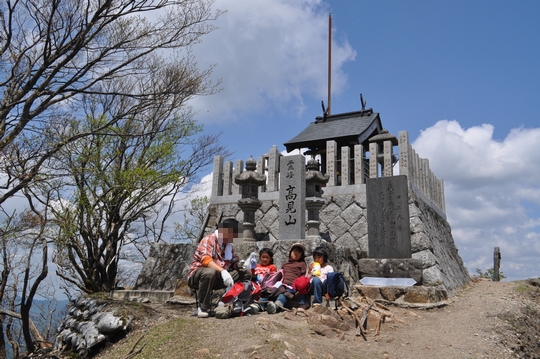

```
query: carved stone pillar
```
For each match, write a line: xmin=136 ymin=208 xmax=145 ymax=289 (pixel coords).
xmin=234 ymin=157 xmax=266 ymax=241
xmin=305 ymin=159 xmax=329 ymax=238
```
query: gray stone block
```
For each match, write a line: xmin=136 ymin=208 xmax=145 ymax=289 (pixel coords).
xmin=333 ymin=231 xmax=356 ymax=248
xmin=134 ymin=242 xmax=197 ymax=290
xmin=358 ymin=235 xmax=369 ymax=253
xmin=428 ymin=285 xmax=448 ymax=302
xmin=259 ymin=200 xmax=274 ymax=214
xmin=340 ymin=203 xmax=362 ymax=226
xmin=423 ymin=266 xmax=444 ymax=286
xmin=334 ymin=195 xmax=353 ymax=210
xmin=412 ymin=250 xmax=437 ymax=268
xmin=349 ymin=220 xmax=368 ymax=242
xmin=260 ymin=204 xmax=278 ymax=230
xmin=403 ymin=286 xmax=429 ymax=303
xmin=353 ymin=193 xmax=367 ymax=209
xmin=410 ymin=232 xmax=431 ymax=252
xmin=96 ymin=312 xmax=132 ymax=334
xmin=328 ymin=214 xmax=348 ymax=239
xmin=320 ymin=202 xmax=340 ymax=224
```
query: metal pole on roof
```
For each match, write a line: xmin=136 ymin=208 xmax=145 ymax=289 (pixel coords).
xmin=327 ymin=13 xmax=332 ymax=116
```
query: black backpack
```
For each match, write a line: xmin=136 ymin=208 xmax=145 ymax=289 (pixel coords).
xmin=326 ymin=272 xmax=349 ymax=298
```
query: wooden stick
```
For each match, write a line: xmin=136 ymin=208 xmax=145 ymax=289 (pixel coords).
xmin=122 ymin=335 xmax=146 ymax=359
xmin=360 ymin=302 xmax=374 ymax=331
xmin=375 ymin=316 xmax=382 ymax=336
xmin=339 ymin=298 xmax=367 ymax=340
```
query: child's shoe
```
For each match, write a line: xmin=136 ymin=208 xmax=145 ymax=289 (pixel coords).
xmin=266 ymin=301 xmax=276 ymax=314
xmin=275 ymin=300 xmax=286 ymax=311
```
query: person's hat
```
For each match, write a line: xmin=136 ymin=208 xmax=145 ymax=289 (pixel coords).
xmin=290 ymin=243 xmax=306 ymax=253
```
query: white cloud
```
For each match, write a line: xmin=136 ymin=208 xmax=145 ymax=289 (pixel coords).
xmin=187 ymin=172 xmax=213 ymax=198
xmin=413 ymin=120 xmax=540 ymax=280
xmin=189 ymin=0 xmax=356 ymax=123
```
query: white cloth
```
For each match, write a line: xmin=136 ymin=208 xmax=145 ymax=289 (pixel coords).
xmin=215 ymin=229 xmax=233 ymax=261
xmin=319 ymin=265 xmax=334 ymax=282
xmin=223 ymin=243 xmax=233 ymax=261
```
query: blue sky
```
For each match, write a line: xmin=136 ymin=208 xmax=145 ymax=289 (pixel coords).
xmin=186 ymin=0 xmax=540 ymax=281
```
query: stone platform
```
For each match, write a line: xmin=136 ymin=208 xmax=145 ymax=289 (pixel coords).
xmin=111 ymin=285 xmax=448 ymax=307
xmin=354 ymin=284 xmax=448 ymax=304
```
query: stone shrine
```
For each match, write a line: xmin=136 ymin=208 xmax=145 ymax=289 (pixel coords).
xmin=129 ymin=105 xmax=470 ymax=305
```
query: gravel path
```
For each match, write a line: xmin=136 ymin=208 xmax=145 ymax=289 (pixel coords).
xmin=95 ymin=279 xmax=538 ymax=359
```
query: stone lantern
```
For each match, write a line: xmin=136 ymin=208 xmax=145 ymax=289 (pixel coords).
xmin=234 ymin=157 xmax=266 ymax=241
xmin=305 ymin=158 xmax=329 ymax=238
xmin=368 ymin=129 xmax=398 ymax=178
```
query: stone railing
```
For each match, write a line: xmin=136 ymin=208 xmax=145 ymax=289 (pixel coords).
xmin=211 ymin=130 xmax=445 ymax=214
xmin=398 ymin=131 xmax=445 ymax=214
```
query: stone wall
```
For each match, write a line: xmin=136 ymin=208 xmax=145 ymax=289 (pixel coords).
xmin=134 ymin=242 xmax=197 ymax=290
xmin=408 ymin=185 xmax=470 ymax=293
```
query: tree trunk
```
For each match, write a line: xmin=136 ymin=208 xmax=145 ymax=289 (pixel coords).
xmin=0 ymin=321 xmax=7 ymax=359
xmin=20 ymin=239 xmax=48 ymax=354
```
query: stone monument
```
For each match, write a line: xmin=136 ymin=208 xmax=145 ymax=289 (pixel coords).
xmin=278 ymin=154 xmax=306 ymax=240
xmin=366 ymin=175 xmax=411 ymax=258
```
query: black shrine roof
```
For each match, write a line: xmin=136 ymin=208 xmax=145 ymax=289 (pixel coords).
xmin=284 ymin=108 xmax=383 ymax=153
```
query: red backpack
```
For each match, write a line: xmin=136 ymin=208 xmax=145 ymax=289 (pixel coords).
xmin=220 ymin=280 xmax=261 ymax=316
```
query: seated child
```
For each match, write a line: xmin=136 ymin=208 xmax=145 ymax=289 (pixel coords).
xmin=309 ymin=246 xmax=334 ymax=306
xmin=253 ymin=248 xmax=277 ymax=281
xmin=253 ymin=248 xmax=277 ymax=310
xmin=267 ymin=243 xmax=307 ymax=313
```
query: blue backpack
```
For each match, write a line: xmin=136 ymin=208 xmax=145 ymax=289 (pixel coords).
xmin=326 ymin=272 xmax=348 ymax=298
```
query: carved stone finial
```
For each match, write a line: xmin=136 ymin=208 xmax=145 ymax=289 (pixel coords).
xmin=369 ymin=129 xmax=398 ymax=145
xmin=306 ymin=159 xmax=330 ymax=185
xmin=306 ymin=158 xmax=319 ymax=171
xmin=245 ymin=157 xmax=257 ymax=171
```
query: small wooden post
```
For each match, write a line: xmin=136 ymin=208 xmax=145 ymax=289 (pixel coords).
xmin=493 ymin=247 xmax=501 ymax=282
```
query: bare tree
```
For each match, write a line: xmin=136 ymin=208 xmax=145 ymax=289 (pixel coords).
xmin=30 ymin=88 xmax=230 ymax=293
xmin=0 ymin=205 xmax=56 ymax=356
xmin=0 ymin=2 xmax=226 ymax=354
xmin=0 ymin=0 xmax=222 ymax=205
xmin=173 ymin=195 xmax=210 ymax=242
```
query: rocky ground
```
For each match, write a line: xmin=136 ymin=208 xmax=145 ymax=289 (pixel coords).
xmin=33 ymin=278 xmax=540 ymax=359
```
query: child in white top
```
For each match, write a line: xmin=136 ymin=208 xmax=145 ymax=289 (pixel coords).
xmin=309 ymin=246 xmax=334 ymax=305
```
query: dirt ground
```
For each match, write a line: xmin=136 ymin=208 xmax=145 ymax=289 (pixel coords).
xmin=92 ymin=278 xmax=540 ymax=359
